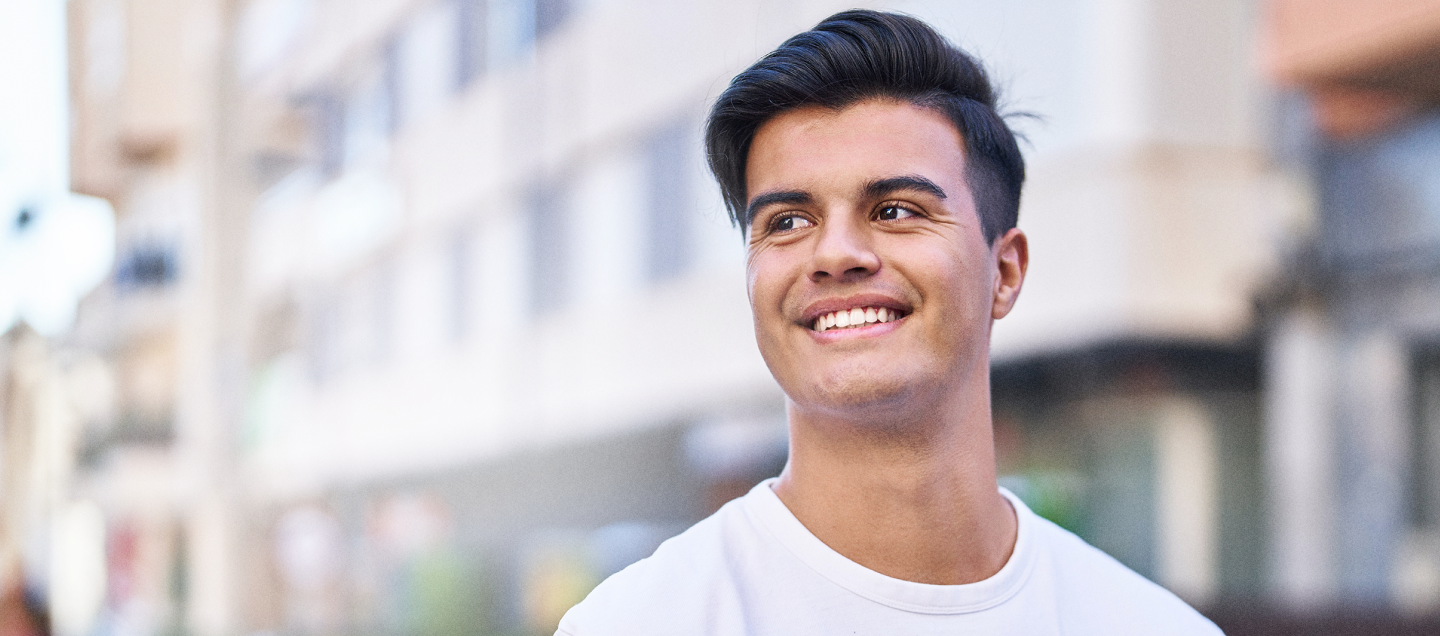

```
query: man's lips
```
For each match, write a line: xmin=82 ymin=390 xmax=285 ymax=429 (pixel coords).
xmin=800 ymin=294 xmax=911 ymax=332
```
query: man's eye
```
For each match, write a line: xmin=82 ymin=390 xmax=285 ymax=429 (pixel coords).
xmin=877 ymin=204 xmax=918 ymax=221
xmin=773 ymin=215 xmax=814 ymax=231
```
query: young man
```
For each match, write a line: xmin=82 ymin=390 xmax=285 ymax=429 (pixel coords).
xmin=558 ymin=10 xmax=1222 ymax=635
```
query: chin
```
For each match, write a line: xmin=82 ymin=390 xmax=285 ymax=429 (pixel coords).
xmin=791 ymin=368 xmax=921 ymax=420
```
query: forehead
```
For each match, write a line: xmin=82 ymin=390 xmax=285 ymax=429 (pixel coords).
xmin=745 ymin=100 xmax=967 ymax=199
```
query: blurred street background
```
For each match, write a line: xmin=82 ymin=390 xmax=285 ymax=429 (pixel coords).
xmin=3 ymin=0 xmax=1440 ymax=634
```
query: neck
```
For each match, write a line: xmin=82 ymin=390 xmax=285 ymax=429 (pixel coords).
xmin=771 ymin=363 xmax=1017 ymax=585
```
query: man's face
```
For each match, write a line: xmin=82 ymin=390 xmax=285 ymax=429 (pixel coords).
xmin=744 ymin=99 xmax=1024 ymax=420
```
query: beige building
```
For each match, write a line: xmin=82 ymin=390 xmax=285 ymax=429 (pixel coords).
xmin=51 ymin=0 xmax=1440 ymax=635
xmin=66 ymin=0 xmax=248 ymax=634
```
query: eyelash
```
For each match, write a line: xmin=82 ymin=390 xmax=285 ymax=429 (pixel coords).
xmin=761 ymin=202 xmax=920 ymax=234
xmin=767 ymin=212 xmax=812 ymax=233
xmin=875 ymin=202 xmax=921 ymax=220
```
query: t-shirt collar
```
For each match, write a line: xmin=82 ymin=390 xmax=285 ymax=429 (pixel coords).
xmin=742 ymin=477 xmax=1038 ymax=615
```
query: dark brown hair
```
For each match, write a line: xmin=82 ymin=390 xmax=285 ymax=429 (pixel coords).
xmin=704 ymin=9 xmax=1025 ymax=242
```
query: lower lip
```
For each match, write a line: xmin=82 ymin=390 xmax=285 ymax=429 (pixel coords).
xmin=808 ymin=316 xmax=905 ymax=342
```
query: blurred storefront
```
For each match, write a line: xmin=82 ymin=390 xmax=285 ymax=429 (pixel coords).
xmin=11 ymin=0 xmax=1440 ymax=636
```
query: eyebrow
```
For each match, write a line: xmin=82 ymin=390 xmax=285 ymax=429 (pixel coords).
xmin=864 ymin=175 xmax=947 ymax=201
xmin=745 ymin=190 xmax=813 ymax=227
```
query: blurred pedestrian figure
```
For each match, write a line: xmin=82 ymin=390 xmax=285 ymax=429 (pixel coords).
xmin=0 ymin=579 xmax=47 ymax=636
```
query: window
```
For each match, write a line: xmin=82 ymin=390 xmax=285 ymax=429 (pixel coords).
xmin=535 ymin=0 xmax=570 ymax=39
xmin=393 ymin=0 xmax=461 ymax=129
xmin=1319 ymin=113 xmax=1440 ymax=261
xmin=237 ymin=0 xmax=313 ymax=80
xmin=460 ymin=0 xmax=569 ymax=77
xmin=1411 ymin=349 xmax=1440 ymax=528
xmin=528 ymin=184 xmax=568 ymax=315
xmin=644 ymin=122 xmax=692 ymax=282
xmin=448 ymin=228 xmax=473 ymax=341
xmin=314 ymin=92 xmax=345 ymax=176
xmin=369 ymin=260 xmax=395 ymax=364
xmin=307 ymin=295 xmax=339 ymax=383
xmin=456 ymin=0 xmax=486 ymax=86
xmin=304 ymin=74 xmax=390 ymax=176
xmin=487 ymin=0 xmax=535 ymax=69
xmin=343 ymin=67 xmax=393 ymax=167
xmin=477 ymin=215 xmax=527 ymax=335
xmin=570 ymin=152 xmax=646 ymax=305
xmin=309 ymin=262 xmax=395 ymax=382
xmin=115 ymin=242 xmax=178 ymax=289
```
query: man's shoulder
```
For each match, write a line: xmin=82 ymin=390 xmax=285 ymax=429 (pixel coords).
xmin=1025 ymin=513 xmax=1224 ymax=635
xmin=556 ymin=497 xmax=754 ymax=636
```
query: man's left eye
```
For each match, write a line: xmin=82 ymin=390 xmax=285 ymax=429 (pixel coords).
xmin=877 ymin=205 xmax=917 ymax=221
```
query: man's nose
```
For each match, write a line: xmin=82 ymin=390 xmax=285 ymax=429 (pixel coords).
xmin=809 ymin=214 xmax=880 ymax=282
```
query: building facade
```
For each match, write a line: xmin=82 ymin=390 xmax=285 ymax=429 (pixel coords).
xmin=46 ymin=0 xmax=1440 ymax=635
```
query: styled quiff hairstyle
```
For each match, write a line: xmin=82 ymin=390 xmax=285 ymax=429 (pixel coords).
xmin=705 ymin=9 xmax=1025 ymax=243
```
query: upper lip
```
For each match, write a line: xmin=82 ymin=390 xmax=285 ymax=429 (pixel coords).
xmin=799 ymin=293 xmax=912 ymax=325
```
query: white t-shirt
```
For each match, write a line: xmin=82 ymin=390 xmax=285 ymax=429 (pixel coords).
xmin=558 ymin=479 xmax=1223 ymax=635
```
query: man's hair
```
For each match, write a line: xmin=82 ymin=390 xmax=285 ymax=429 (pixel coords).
xmin=704 ymin=10 xmax=1025 ymax=243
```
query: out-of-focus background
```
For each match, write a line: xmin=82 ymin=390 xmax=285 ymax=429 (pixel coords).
xmin=2 ymin=0 xmax=1440 ymax=634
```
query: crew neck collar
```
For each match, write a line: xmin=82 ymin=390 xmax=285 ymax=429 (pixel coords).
xmin=742 ymin=477 xmax=1037 ymax=615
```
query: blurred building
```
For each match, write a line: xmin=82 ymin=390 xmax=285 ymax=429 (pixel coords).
xmin=1258 ymin=0 xmax=1440 ymax=618
xmin=65 ymin=0 xmax=245 ymax=635
xmin=45 ymin=1 xmax=1440 ymax=636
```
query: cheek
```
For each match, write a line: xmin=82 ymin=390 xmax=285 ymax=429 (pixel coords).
xmin=912 ymin=251 xmax=992 ymax=318
xmin=744 ymin=262 xmax=768 ymax=311
xmin=746 ymin=250 xmax=797 ymax=311
xmin=744 ymin=252 xmax=765 ymax=305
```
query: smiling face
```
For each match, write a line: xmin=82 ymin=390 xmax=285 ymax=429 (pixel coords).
xmin=744 ymin=99 xmax=1026 ymax=424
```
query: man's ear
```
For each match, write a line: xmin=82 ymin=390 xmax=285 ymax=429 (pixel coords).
xmin=991 ymin=228 xmax=1028 ymax=320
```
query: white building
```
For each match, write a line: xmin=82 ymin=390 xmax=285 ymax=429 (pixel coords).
xmin=230 ymin=0 xmax=1287 ymax=632
xmin=63 ymin=0 xmax=1440 ymax=635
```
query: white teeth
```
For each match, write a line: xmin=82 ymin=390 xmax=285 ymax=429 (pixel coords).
xmin=811 ymin=306 xmax=904 ymax=331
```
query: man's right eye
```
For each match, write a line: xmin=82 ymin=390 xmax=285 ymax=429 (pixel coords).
xmin=773 ymin=214 xmax=813 ymax=232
